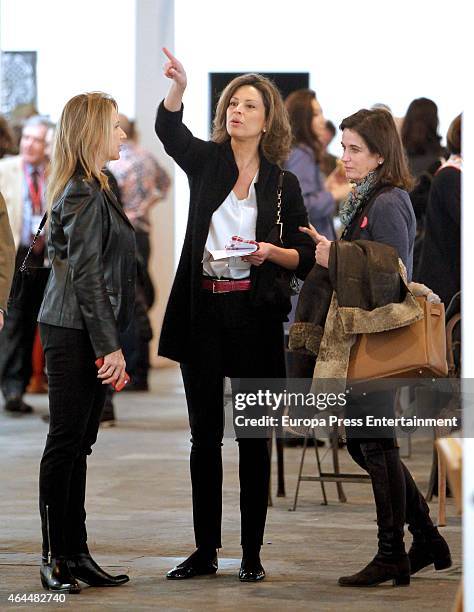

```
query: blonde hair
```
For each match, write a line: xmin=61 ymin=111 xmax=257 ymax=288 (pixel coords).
xmin=47 ymin=92 xmax=117 ymax=208
xmin=211 ymin=74 xmax=292 ymax=166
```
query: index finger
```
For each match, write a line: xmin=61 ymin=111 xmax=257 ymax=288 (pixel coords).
xmin=312 ymin=227 xmax=329 ymax=243
xmin=163 ymin=46 xmax=178 ymax=63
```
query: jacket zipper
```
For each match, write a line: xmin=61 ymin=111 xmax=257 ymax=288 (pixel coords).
xmin=46 ymin=504 xmax=52 ymax=564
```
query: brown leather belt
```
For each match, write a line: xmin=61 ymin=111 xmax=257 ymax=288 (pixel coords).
xmin=202 ymin=277 xmax=251 ymax=293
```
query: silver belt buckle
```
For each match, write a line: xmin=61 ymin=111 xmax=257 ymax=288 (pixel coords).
xmin=213 ymin=279 xmax=231 ymax=293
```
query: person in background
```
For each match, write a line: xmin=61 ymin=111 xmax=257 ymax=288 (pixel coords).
xmin=0 ymin=116 xmax=52 ymax=414
xmin=285 ymin=90 xmax=350 ymax=242
xmin=0 ymin=192 xmax=15 ymax=331
xmin=319 ymin=119 xmax=338 ymax=178
xmin=156 ymin=49 xmax=314 ymax=583
xmin=37 ymin=92 xmax=134 ymax=593
xmin=416 ymin=114 xmax=461 ymax=308
xmin=109 ymin=114 xmax=170 ymax=391
xmin=0 ymin=115 xmax=17 ymax=159
xmin=401 ymin=98 xmax=445 ymax=269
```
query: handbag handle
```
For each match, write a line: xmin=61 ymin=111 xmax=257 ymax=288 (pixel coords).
xmin=19 ymin=211 xmax=48 ymax=272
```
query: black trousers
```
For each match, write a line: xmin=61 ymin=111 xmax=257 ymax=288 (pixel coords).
xmin=180 ymin=289 xmax=285 ymax=550
xmin=38 ymin=324 xmax=107 ymax=557
xmin=0 ymin=247 xmax=44 ymax=399
xmin=121 ymin=230 xmax=153 ymax=385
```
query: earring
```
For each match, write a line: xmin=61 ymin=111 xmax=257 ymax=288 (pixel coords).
xmin=378 ymin=160 xmax=383 ymax=165
xmin=263 ymin=128 xmax=267 ymax=133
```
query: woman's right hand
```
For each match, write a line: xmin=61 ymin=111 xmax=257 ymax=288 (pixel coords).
xmin=163 ymin=47 xmax=187 ymax=90
xmin=97 ymin=348 xmax=126 ymax=386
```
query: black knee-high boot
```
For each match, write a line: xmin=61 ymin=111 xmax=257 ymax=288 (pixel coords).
xmin=346 ymin=440 xmax=451 ymax=575
xmin=339 ymin=442 xmax=410 ymax=587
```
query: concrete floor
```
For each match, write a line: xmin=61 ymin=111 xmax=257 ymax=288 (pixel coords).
xmin=0 ymin=367 xmax=461 ymax=612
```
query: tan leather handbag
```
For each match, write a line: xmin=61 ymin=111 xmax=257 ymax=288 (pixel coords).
xmin=347 ymin=297 xmax=448 ymax=382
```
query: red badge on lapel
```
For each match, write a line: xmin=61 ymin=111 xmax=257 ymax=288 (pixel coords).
xmin=360 ymin=216 xmax=368 ymax=229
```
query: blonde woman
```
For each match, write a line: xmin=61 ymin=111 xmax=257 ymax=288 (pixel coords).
xmin=156 ymin=49 xmax=315 ymax=582
xmin=37 ymin=93 xmax=135 ymax=593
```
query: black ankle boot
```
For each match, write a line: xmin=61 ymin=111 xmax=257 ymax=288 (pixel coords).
xmin=40 ymin=557 xmax=81 ymax=593
xmin=166 ymin=548 xmax=218 ymax=580
xmin=67 ymin=553 xmax=129 ymax=586
xmin=338 ymin=530 xmax=410 ymax=587
xmin=338 ymin=552 xmax=410 ymax=587
xmin=408 ymin=526 xmax=452 ymax=575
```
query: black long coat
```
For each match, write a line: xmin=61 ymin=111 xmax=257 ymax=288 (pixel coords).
xmin=155 ymin=102 xmax=315 ymax=363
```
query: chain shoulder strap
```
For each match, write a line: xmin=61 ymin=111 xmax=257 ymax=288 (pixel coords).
xmin=276 ymin=170 xmax=284 ymax=243
xmin=19 ymin=211 xmax=48 ymax=272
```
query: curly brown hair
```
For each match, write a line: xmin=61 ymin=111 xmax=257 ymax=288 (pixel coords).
xmin=340 ymin=108 xmax=414 ymax=191
xmin=211 ymin=73 xmax=292 ymax=166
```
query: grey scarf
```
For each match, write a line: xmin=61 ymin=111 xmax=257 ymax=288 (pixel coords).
xmin=339 ymin=170 xmax=378 ymax=227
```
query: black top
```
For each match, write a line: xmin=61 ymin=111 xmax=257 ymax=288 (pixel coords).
xmin=416 ymin=166 xmax=461 ymax=306
xmin=155 ymin=101 xmax=315 ymax=363
xmin=38 ymin=175 xmax=136 ymax=358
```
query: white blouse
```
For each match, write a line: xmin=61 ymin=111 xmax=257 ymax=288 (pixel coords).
xmin=202 ymin=172 xmax=258 ymax=279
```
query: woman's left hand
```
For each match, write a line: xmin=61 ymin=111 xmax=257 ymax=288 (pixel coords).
xmin=242 ymin=242 xmax=273 ymax=266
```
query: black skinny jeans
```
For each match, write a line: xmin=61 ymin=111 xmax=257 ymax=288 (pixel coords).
xmin=180 ymin=289 xmax=286 ymax=551
xmin=39 ymin=324 xmax=107 ymax=558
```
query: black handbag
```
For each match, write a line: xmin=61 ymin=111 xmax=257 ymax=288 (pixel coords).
xmin=252 ymin=171 xmax=300 ymax=316
xmin=8 ymin=211 xmax=51 ymax=313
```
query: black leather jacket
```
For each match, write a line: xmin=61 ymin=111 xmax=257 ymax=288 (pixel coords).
xmin=38 ymin=174 xmax=136 ymax=358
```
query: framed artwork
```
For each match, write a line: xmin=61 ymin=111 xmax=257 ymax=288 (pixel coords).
xmin=1 ymin=51 xmax=38 ymax=116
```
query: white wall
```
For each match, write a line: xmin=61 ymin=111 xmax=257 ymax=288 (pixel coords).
xmin=170 ymin=0 xmax=463 ymax=254
xmin=0 ymin=0 xmax=136 ymax=119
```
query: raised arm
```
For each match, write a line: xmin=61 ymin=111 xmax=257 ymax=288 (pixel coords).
xmin=156 ymin=47 xmax=212 ymax=175
xmin=163 ymin=47 xmax=187 ymax=111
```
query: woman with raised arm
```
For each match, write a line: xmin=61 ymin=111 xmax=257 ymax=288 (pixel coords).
xmin=37 ymin=92 xmax=135 ymax=593
xmin=156 ymin=49 xmax=314 ymax=582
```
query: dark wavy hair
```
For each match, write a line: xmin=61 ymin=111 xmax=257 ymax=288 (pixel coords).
xmin=285 ymin=89 xmax=322 ymax=163
xmin=447 ymin=114 xmax=462 ymax=155
xmin=401 ymin=98 xmax=442 ymax=156
xmin=340 ymin=108 xmax=414 ymax=191
xmin=211 ymin=73 xmax=292 ymax=166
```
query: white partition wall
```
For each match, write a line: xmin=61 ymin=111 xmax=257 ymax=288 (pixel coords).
xmin=135 ymin=0 xmax=175 ymax=364
xmin=0 ymin=0 xmax=136 ymax=119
